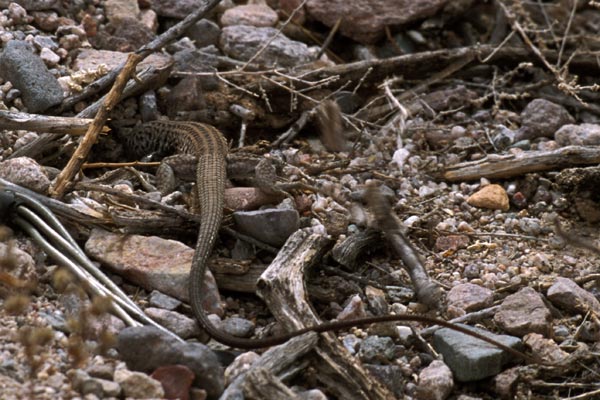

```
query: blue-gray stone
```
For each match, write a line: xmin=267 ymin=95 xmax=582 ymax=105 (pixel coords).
xmin=0 ymin=41 xmax=63 ymax=112
xmin=233 ymin=208 xmax=299 ymax=246
xmin=433 ymin=324 xmax=523 ymax=382
xmin=220 ymin=26 xmax=312 ymax=68
xmin=117 ymin=326 xmax=224 ymax=398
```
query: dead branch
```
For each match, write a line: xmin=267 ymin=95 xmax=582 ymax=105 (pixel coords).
xmin=0 ymin=111 xmax=101 ymax=135
xmin=270 ymin=45 xmax=600 ymax=92
xmin=51 ymin=53 xmax=143 ymax=198
xmin=258 ymin=228 xmax=394 ymax=400
xmin=366 ymin=184 xmax=443 ymax=308
xmin=443 ymin=146 xmax=600 ymax=181
xmin=221 ymin=333 xmax=318 ymax=399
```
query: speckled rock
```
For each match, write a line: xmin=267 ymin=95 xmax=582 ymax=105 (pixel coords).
xmin=85 ymin=228 xmax=222 ymax=314
xmin=555 ymin=123 xmax=600 ymax=146
xmin=220 ymin=25 xmax=313 ymax=68
xmin=105 ymin=0 xmax=140 ymax=22
xmin=416 ymin=360 xmax=454 ymax=400
xmin=0 ymin=157 xmax=51 ymax=193
xmin=519 ymin=98 xmax=574 ymax=140
xmin=150 ymin=0 xmax=208 ymax=19
xmin=523 ymin=333 xmax=568 ymax=363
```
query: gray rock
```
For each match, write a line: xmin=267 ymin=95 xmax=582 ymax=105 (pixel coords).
xmin=139 ymin=90 xmax=159 ymax=123
xmin=432 ymin=324 xmax=523 ymax=382
xmin=32 ymin=35 xmax=58 ymax=51
xmin=91 ymin=16 xmax=156 ymax=52
xmin=416 ymin=360 xmax=454 ymax=400
xmin=494 ymin=287 xmax=551 ymax=336
xmin=364 ymin=364 xmax=404 ymax=398
xmin=39 ymin=311 xmax=68 ymax=332
xmin=0 ymin=157 xmax=50 ymax=194
xmin=144 ymin=307 xmax=202 ymax=339
xmin=334 ymin=91 xmax=362 ymax=114
xmin=164 ymin=75 xmax=209 ymax=116
xmin=86 ymin=363 xmax=115 ymax=380
xmin=220 ymin=317 xmax=255 ymax=338
xmin=148 ymin=290 xmax=181 ymax=311
xmin=150 ymin=0 xmax=207 ymax=19
xmin=0 ymin=41 xmax=63 ymax=112
xmin=186 ymin=19 xmax=221 ymax=49
xmin=223 ymin=351 xmax=260 ymax=384
xmin=357 ymin=336 xmax=396 ymax=364
xmin=233 ymin=208 xmax=299 ymax=246
xmin=220 ymin=25 xmax=313 ymax=68
xmin=173 ymin=47 xmax=219 ymax=74
xmin=231 ymin=238 xmax=255 ymax=259
xmin=117 ymin=326 xmax=224 ymax=398
xmin=492 ymin=125 xmax=517 ymax=149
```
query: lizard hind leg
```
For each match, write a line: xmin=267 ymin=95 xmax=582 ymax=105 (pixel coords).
xmin=155 ymin=162 xmax=177 ymax=195
xmin=155 ymin=154 xmax=198 ymax=195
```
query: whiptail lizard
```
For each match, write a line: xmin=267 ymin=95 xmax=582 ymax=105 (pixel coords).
xmin=121 ymin=121 xmax=540 ymax=364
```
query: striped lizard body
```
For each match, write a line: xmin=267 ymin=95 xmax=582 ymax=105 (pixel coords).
xmin=121 ymin=121 xmax=540 ymax=363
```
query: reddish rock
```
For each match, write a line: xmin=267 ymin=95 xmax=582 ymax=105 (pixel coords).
xmin=85 ymin=228 xmax=222 ymax=316
xmin=416 ymin=360 xmax=454 ymax=400
xmin=547 ymin=277 xmax=600 ymax=314
xmin=493 ymin=367 xmax=520 ymax=399
xmin=221 ymin=4 xmax=279 ymax=27
xmin=151 ymin=365 xmax=195 ymax=400
xmin=306 ymin=0 xmax=448 ymax=44
xmin=494 ymin=287 xmax=552 ymax=336
xmin=523 ymin=333 xmax=568 ymax=364
xmin=0 ymin=157 xmax=50 ymax=194
xmin=224 ymin=187 xmax=282 ymax=211
xmin=446 ymin=283 xmax=493 ymax=314
xmin=279 ymin=0 xmax=306 ymax=24
xmin=435 ymin=234 xmax=470 ymax=252
xmin=74 ymin=49 xmax=171 ymax=72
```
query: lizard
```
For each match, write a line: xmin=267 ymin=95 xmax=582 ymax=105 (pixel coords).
xmin=121 ymin=120 xmax=540 ymax=365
